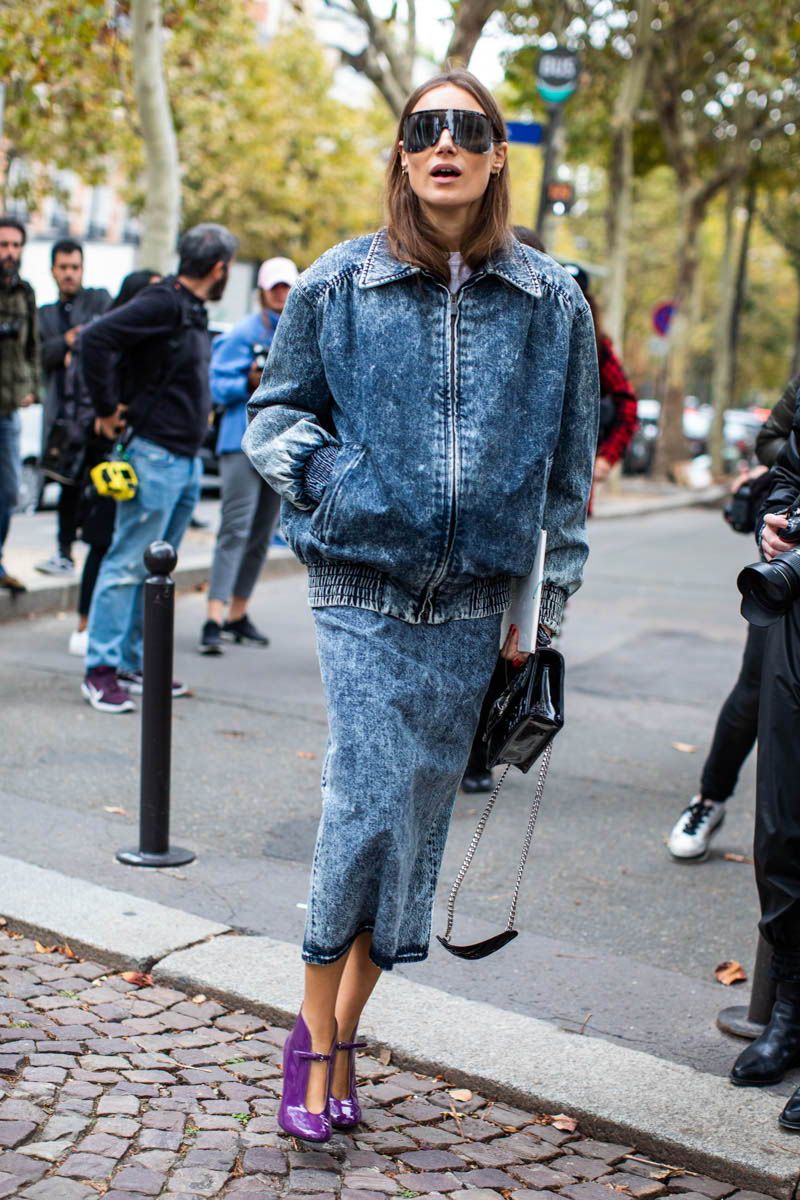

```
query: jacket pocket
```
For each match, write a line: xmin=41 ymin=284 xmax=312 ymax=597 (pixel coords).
xmin=311 ymin=443 xmax=366 ymax=544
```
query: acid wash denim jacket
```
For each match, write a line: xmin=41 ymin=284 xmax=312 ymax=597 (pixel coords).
xmin=243 ymin=229 xmax=599 ymax=631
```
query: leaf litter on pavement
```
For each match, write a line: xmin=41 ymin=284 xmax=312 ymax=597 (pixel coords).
xmin=714 ymin=959 xmax=748 ymax=985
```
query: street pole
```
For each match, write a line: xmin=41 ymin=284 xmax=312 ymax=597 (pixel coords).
xmin=717 ymin=933 xmax=775 ymax=1040
xmin=535 ymin=104 xmax=562 ymax=239
xmin=117 ymin=541 xmax=195 ymax=869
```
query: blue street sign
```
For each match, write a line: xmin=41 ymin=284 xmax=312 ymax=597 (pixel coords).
xmin=506 ymin=120 xmax=544 ymax=146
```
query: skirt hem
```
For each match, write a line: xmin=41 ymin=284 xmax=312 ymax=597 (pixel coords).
xmin=302 ymin=923 xmax=430 ymax=972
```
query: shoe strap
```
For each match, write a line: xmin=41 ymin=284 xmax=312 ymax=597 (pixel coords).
xmin=296 ymin=1049 xmax=333 ymax=1062
xmin=335 ymin=1040 xmax=367 ymax=1052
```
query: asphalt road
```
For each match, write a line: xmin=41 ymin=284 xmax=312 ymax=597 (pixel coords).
xmin=0 ymin=505 xmax=773 ymax=1082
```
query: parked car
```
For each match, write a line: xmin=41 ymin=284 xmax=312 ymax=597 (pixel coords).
xmin=16 ymin=404 xmax=58 ymax=511
xmin=623 ymin=398 xmax=660 ymax=475
xmin=623 ymin=399 xmax=763 ymax=476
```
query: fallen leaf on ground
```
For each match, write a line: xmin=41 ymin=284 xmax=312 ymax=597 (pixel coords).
xmin=715 ymin=960 xmax=747 ymax=986
xmin=377 ymin=1045 xmax=392 ymax=1065
xmin=723 ymin=852 xmax=753 ymax=864
xmin=58 ymin=943 xmax=77 ymax=959
xmin=34 ymin=942 xmax=55 ymax=954
xmin=671 ymin=742 xmax=698 ymax=753
xmin=550 ymin=1113 xmax=579 ymax=1132
xmin=449 ymin=1088 xmax=473 ymax=1102
xmin=103 ymin=805 xmax=129 ymax=816
xmin=191 ymin=994 xmax=207 ymax=1004
xmin=296 ymin=750 xmax=316 ymax=759
xmin=121 ymin=971 xmax=154 ymax=987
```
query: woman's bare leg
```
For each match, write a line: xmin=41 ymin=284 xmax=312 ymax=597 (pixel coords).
xmin=331 ymin=932 xmax=382 ymax=1098
xmin=301 ymin=958 xmax=349 ymax=1114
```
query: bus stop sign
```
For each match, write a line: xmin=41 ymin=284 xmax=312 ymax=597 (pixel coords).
xmin=536 ymin=47 xmax=580 ymax=104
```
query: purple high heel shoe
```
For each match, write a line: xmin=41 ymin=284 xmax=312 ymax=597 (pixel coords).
xmin=329 ymin=1035 xmax=367 ymax=1130
xmin=278 ymin=1012 xmax=337 ymax=1142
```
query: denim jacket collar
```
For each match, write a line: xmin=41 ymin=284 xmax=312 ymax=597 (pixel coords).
xmin=359 ymin=229 xmax=542 ymax=298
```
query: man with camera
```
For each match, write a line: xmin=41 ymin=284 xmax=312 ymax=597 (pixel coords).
xmin=0 ymin=216 xmax=38 ymax=594
xmin=729 ymin=388 xmax=800 ymax=1130
xmin=199 ymin=256 xmax=297 ymax=655
xmin=36 ymin=239 xmax=111 ymax=576
xmin=80 ymin=222 xmax=237 ymax=713
xmin=665 ymin=373 xmax=799 ymax=862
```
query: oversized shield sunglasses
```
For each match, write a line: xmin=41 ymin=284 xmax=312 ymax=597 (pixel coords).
xmin=402 ymin=108 xmax=500 ymax=155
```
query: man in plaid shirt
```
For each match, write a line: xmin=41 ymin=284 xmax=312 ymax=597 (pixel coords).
xmin=0 ymin=216 xmax=39 ymax=593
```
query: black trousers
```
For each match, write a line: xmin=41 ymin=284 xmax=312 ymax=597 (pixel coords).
xmin=57 ymin=483 xmax=80 ymax=557
xmin=756 ymin=605 xmax=800 ymax=982
xmin=700 ymin=623 xmax=767 ymax=802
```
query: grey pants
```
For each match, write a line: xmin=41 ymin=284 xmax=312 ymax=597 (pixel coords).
xmin=209 ymin=452 xmax=280 ymax=604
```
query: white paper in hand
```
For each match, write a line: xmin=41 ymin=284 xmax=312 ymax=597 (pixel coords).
xmin=500 ymin=530 xmax=547 ymax=653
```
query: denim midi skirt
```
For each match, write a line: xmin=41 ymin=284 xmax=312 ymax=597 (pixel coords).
xmin=303 ymin=605 xmax=501 ymax=971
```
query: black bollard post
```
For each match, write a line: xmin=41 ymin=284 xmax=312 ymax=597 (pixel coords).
xmin=117 ymin=541 xmax=195 ymax=869
xmin=717 ymin=933 xmax=776 ymax=1040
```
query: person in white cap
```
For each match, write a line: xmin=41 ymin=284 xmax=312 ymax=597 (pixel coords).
xmin=200 ymin=256 xmax=299 ymax=654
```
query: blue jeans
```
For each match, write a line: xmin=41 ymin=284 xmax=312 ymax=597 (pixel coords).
xmin=87 ymin=438 xmax=200 ymax=672
xmin=0 ymin=411 xmax=21 ymax=576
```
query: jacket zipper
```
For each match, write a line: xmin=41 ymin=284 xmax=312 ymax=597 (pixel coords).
xmin=421 ymin=289 xmax=461 ymax=619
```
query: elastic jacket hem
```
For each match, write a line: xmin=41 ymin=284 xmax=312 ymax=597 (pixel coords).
xmin=307 ymin=562 xmax=512 ymax=624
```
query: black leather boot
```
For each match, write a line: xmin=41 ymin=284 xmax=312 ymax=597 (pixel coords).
xmin=779 ymin=1086 xmax=800 ymax=1131
xmin=730 ymin=982 xmax=800 ymax=1087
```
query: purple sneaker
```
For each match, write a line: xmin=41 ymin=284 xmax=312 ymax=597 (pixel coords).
xmin=118 ymin=670 xmax=189 ymax=698
xmin=81 ymin=667 xmax=136 ymax=714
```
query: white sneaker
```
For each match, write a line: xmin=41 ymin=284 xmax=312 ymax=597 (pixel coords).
xmin=35 ymin=553 xmax=75 ymax=576
xmin=667 ymin=796 xmax=726 ymax=861
xmin=68 ymin=629 xmax=88 ymax=658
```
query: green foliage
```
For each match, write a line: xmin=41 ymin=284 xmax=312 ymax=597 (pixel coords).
xmin=162 ymin=16 xmax=392 ymax=265
xmin=0 ymin=1 xmax=390 ymax=264
xmin=0 ymin=1 xmax=128 ymax=198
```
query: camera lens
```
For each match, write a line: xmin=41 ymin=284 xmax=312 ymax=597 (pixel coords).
xmin=738 ymin=549 xmax=800 ymax=626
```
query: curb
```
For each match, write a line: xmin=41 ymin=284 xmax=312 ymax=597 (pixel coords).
xmin=593 ymin=485 xmax=726 ymax=520
xmin=0 ymin=548 xmax=303 ymax=623
xmin=0 ymin=854 xmax=797 ymax=1199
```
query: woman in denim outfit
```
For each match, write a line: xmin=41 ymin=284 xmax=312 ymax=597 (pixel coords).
xmin=243 ymin=69 xmax=599 ymax=1142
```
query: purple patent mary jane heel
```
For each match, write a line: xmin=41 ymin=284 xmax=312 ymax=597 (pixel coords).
xmin=329 ymin=1036 xmax=368 ymax=1130
xmin=278 ymin=1012 xmax=337 ymax=1142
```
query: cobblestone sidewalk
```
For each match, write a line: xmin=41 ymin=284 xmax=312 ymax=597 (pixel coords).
xmin=0 ymin=928 xmax=774 ymax=1200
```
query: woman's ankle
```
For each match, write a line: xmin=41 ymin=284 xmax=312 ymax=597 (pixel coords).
xmin=301 ymin=1007 xmax=336 ymax=1049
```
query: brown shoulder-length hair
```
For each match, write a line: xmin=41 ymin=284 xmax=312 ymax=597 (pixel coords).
xmin=385 ymin=69 xmax=511 ymax=283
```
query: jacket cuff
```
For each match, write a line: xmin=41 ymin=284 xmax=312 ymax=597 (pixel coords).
xmin=304 ymin=444 xmax=338 ymax=505
xmin=540 ymin=583 xmax=568 ymax=634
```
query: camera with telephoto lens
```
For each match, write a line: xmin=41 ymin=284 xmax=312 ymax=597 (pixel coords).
xmin=252 ymin=342 xmax=269 ymax=372
xmin=738 ymin=504 xmax=800 ymax=626
xmin=0 ymin=319 xmax=21 ymax=343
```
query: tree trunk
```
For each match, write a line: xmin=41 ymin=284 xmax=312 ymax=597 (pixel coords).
xmin=444 ymin=0 xmax=499 ymax=68
xmin=729 ymin=174 xmax=757 ymax=399
xmin=652 ymin=189 xmax=704 ymax=479
xmin=792 ymin=265 xmax=800 ymax=379
xmin=604 ymin=0 xmax=654 ymax=349
xmin=708 ymin=177 xmax=741 ymax=476
xmin=131 ymin=0 xmax=180 ymax=273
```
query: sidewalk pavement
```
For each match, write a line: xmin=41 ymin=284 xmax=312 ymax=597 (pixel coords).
xmin=0 ymin=501 xmax=301 ymax=624
xmin=0 ymin=484 xmax=726 ymax=623
xmin=0 ymin=857 xmax=798 ymax=1200
xmin=0 ymin=922 xmax=782 ymax=1200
